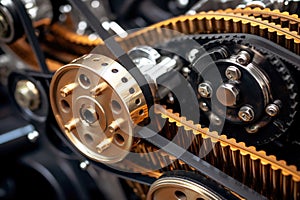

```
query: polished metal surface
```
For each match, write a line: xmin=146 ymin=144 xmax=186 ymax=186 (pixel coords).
xmin=216 ymin=83 xmax=239 ymax=106
xmin=147 ymin=177 xmax=222 ymax=200
xmin=238 ymin=105 xmax=255 ymax=122
xmin=14 ymin=80 xmax=40 ymax=111
xmin=198 ymin=82 xmax=213 ymax=98
xmin=50 ymin=54 xmax=148 ymax=163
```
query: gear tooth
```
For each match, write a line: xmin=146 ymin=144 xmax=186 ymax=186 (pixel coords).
xmin=224 ymin=8 xmax=233 ymax=12
xmin=253 ymin=7 xmax=262 ymax=11
xmin=264 ymin=8 xmax=271 ymax=12
xmin=281 ymin=11 xmax=290 ymax=16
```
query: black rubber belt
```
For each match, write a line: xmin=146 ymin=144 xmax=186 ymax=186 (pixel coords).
xmin=68 ymin=0 xmax=154 ymax=108
xmin=137 ymin=127 xmax=267 ymax=200
xmin=14 ymin=0 xmax=49 ymax=74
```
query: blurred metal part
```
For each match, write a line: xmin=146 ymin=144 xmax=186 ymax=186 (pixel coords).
xmin=14 ymin=80 xmax=40 ymax=111
xmin=128 ymin=45 xmax=177 ymax=85
xmin=0 ymin=0 xmax=52 ymax=43
xmin=147 ymin=177 xmax=222 ymax=200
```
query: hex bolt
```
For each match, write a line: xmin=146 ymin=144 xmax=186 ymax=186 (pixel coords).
xmin=216 ymin=83 xmax=239 ymax=107
xmin=198 ymin=82 xmax=213 ymax=98
xmin=236 ymin=51 xmax=251 ymax=65
xmin=225 ymin=66 xmax=241 ymax=80
xmin=14 ymin=80 xmax=40 ymax=111
xmin=238 ymin=106 xmax=255 ymax=122
xmin=265 ymin=103 xmax=280 ymax=117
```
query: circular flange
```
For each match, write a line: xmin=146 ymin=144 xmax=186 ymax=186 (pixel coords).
xmin=147 ymin=177 xmax=222 ymax=200
xmin=50 ymin=54 xmax=148 ymax=164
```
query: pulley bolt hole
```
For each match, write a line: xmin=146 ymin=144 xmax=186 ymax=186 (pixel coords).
xmin=84 ymin=134 xmax=94 ymax=144
xmin=139 ymin=109 xmax=144 ymax=116
xmin=121 ymin=77 xmax=128 ymax=83
xmin=129 ymin=88 xmax=135 ymax=94
xmin=111 ymin=100 xmax=122 ymax=113
xmin=60 ymin=100 xmax=70 ymax=113
xmin=111 ymin=68 xmax=118 ymax=73
xmin=174 ymin=190 xmax=187 ymax=200
xmin=79 ymin=74 xmax=91 ymax=88
xmin=114 ymin=133 xmax=125 ymax=146
xmin=135 ymin=98 xmax=141 ymax=105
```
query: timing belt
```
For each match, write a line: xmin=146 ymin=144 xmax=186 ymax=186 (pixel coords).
xmin=63 ymin=2 xmax=267 ymax=198
xmin=137 ymin=127 xmax=267 ymax=199
xmin=13 ymin=0 xmax=49 ymax=74
xmin=67 ymin=0 xmax=154 ymax=108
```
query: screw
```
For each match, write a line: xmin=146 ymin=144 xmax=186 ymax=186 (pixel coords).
xmin=238 ymin=106 xmax=255 ymax=122
xmin=14 ymin=80 xmax=40 ymax=111
xmin=27 ymin=131 xmax=39 ymax=142
xmin=265 ymin=103 xmax=280 ymax=117
xmin=236 ymin=51 xmax=251 ymax=65
xmin=80 ymin=160 xmax=90 ymax=170
xmin=225 ymin=66 xmax=241 ymax=80
xmin=199 ymin=102 xmax=209 ymax=112
xmin=198 ymin=82 xmax=213 ymax=98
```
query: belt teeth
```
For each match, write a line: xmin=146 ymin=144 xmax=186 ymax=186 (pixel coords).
xmin=153 ymin=106 xmax=300 ymax=199
xmin=48 ymin=8 xmax=300 ymax=199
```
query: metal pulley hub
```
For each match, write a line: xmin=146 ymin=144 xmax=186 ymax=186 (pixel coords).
xmin=50 ymin=54 xmax=148 ymax=163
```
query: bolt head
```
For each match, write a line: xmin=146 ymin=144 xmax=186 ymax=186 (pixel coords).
xmin=198 ymin=82 xmax=213 ymax=98
xmin=225 ymin=66 xmax=241 ymax=80
xmin=238 ymin=106 xmax=254 ymax=122
xmin=216 ymin=83 xmax=239 ymax=107
xmin=265 ymin=104 xmax=279 ymax=117
xmin=14 ymin=80 xmax=40 ymax=111
xmin=199 ymin=101 xmax=209 ymax=112
xmin=236 ymin=51 xmax=251 ymax=65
